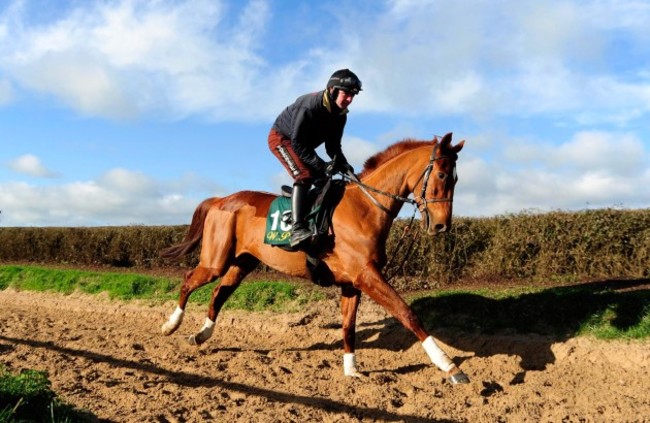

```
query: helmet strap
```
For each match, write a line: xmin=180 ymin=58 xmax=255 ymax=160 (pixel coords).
xmin=328 ymin=88 xmax=340 ymax=109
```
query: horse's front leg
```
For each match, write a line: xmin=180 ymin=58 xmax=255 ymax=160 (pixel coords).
xmin=341 ymin=284 xmax=363 ymax=377
xmin=355 ymin=262 xmax=469 ymax=384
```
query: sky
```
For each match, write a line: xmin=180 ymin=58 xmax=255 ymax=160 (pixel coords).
xmin=1 ymin=0 xmax=649 ymax=227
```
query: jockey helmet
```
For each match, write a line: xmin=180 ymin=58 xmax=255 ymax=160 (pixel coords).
xmin=327 ymin=69 xmax=362 ymax=95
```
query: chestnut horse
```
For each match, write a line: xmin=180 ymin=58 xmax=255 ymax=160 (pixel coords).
xmin=161 ymin=132 xmax=469 ymax=384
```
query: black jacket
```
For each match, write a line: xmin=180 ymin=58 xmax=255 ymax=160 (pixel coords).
xmin=272 ymin=90 xmax=349 ymax=173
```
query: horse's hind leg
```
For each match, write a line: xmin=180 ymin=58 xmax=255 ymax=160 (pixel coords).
xmin=188 ymin=255 xmax=259 ymax=345
xmin=162 ymin=210 xmax=236 ymax=336
xmin=161 ymin=266 xmax=221 ymax=335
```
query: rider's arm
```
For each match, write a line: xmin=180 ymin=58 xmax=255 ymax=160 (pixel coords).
xmin=325 ymin=117 xmax=354 ymax=174
xmin=290 ymin=107 xmax=327 ymax=174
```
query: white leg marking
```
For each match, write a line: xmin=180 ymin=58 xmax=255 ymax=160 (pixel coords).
xmin=161 ymin=306 xmax=184 ymax=335
xmin=343 ymin=353 xmax=363 ymax=378
xmin=188 ymin=317 xmax=216 ymax=346
xmin=422 ymin=336 xmax=455 ymax=372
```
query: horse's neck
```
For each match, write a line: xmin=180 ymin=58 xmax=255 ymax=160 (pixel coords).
xmin=342 ymin=151 xmax=426 ymax=225
xmin=359 ymin=148 xmax=429 ymax=212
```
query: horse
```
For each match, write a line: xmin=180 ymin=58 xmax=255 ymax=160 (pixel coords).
xmin=160 ymin=132 xmax=469 ymax=384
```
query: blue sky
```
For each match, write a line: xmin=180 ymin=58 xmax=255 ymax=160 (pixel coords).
xmin=1 ymin=0 xmax=649 ymax=227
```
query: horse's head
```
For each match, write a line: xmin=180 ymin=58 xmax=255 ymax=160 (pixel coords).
xmin=414 ymin=133 xmax=464 ymax=235
xmin=357 ymin=133 xmax=464 ymax=235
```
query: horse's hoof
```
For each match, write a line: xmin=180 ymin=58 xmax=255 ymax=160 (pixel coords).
xmin=161 ymin=322 xmax=178 ymax=336
xmin=448 ymin=371 xmax=470 ymax=384
xmin=161 ymin=310 xmax=184 ymax=336
xmin=344 ymin=370 xmax=365 ymax=379
xmin=187 ymin=334 xmax=206 ymax=346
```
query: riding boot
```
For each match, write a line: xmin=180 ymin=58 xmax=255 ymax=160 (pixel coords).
xmin=290 ymin=183 xmax=312 ymax=247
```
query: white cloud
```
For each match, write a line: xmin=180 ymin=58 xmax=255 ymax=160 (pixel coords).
xmin=436 ymin=72 xmax=483 ymax=114
xmin=0 ymin=0 xmax=278 ymax=121
xmin=341 ymin=136 xmax=379 ymax=169
xmin=22 ymin=57 xmax=136 ymax=119
xmin=269 ymin=170 xmax=292 ymax=193
xmin=0 ymin=167 xmax=228 ymax=226
xmin=456 ymin=157 xmax=495 ymax=194
xmin=454 ymin=130 xmax=650 ymax=216
xmin=554 ymin=131 xmax=645 ymax=175
xmin=0 ymin=0 xmax=648 ymax=126
xmin=0 ymin=78 xmax=12 ymax=104
xmin=99 ymin=168 xmax=157 ymax=194
xmin=7 ymin=154 xmax=58 ymax=178
xmin=348 ymin=1 xmax=650 ymax=126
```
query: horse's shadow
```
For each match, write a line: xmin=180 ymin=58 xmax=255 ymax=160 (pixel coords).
xmin=305 ymin=278 xmax=649 ymax=383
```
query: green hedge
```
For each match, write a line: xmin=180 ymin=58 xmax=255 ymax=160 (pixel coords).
xmin=1 ymin=209 xmax=648 ymax=289
xmin=0 ymin=225 xmax=196 ymax=268
xmin=392 ymin=208 xmax=650 ymax=287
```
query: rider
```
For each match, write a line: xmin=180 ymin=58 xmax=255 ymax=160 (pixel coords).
xmin=268 ymin=68 xmax=362 ymax=247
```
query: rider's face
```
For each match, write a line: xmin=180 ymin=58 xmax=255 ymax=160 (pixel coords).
xmin=332 ymin=88 xmax=355 ymax=110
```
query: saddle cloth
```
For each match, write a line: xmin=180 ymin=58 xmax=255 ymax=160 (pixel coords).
xmin=263 ymin=179 xmax=346 ymax=247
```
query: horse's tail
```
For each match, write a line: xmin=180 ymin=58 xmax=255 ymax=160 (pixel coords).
xmin=160 ymin=197 xmax=215 ymax=260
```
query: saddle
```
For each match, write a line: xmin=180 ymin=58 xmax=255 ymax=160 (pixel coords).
xmin=264 ymin=178 xmax=346 ymax=252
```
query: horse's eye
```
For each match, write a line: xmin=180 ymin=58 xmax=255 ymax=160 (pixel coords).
xmin=438 ymin=172 xmax=446 ymax=180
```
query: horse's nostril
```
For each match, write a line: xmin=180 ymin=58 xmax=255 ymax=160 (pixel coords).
xmin=434 ymin=224 xmax=447 ymax=233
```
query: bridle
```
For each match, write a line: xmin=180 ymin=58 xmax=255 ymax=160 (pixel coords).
xmin=343 ymin=144 xmax=456 ymax=224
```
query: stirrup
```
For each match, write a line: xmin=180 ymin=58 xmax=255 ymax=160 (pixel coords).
xmin=290 ymin=229 xmax=312 ymax=247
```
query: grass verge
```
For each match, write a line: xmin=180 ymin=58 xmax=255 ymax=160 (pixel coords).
xmin=408 ymin=280 xmax=650 ymax=340
xmin=1 ymin=265 xmax=648 ymax=339
xmin=0 ymin=365 xmax=95 ymax=422
xmin=0 ymin=265 xmax=325 ymax=312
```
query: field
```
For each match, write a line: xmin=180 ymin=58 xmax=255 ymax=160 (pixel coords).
xmin=1 ymin=274 xmax=649 ymax=423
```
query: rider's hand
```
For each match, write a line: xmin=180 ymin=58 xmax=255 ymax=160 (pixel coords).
xmin=325 ymin=160 xmax=337 ymax=176
xmin=339 ymin=162 xmax=355 ymax=176
xmin=315 ymin=158 xmax=329 ymax=175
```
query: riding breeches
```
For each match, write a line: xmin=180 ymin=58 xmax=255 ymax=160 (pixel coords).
xmin=268 ymin=129 xmax=314 ymax=183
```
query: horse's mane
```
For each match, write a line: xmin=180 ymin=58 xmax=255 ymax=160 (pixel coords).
xmin=359 ymin=139 xmax=436 ymax=178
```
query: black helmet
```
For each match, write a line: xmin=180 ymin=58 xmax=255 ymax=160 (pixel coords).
xmin=327 ymin=69 xmax=362 ymax=94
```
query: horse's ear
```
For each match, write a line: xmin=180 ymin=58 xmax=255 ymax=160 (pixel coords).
xmin=452 ymin=140 xmax=465 ymax=153
xmin=440 ymin=132 xmax=453 ymax=145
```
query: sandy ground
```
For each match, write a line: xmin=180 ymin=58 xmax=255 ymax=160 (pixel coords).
xmin=1 ymin=288 xmax=649 ymax=423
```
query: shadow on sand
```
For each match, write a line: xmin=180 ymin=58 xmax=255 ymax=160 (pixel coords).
xmin=306 ymin=278 xmax=649 ymax=385
xmin=0 ymin=336 xmax=458 ymax=423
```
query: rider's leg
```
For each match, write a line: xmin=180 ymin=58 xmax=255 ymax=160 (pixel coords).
xmin=268 ymin=129 xmax=315 ymax=247
xmin=290 ymin=181 xmax=312 ymax=247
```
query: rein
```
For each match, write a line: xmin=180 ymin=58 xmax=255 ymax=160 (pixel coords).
xmin=343 ymin=145 xmax=453 ymax=217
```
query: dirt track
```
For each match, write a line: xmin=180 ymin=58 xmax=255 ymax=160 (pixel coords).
xmin=1 ymin=288 xmax=649 ymax=422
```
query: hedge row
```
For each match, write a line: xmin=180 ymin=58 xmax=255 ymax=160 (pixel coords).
xmin=0 ymin=225 xmax=195 ymax=268
xmin=391 ymin=208 xmax=650 ymax=288
xmin=1 ymin=208 xmax=648 ymax=288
